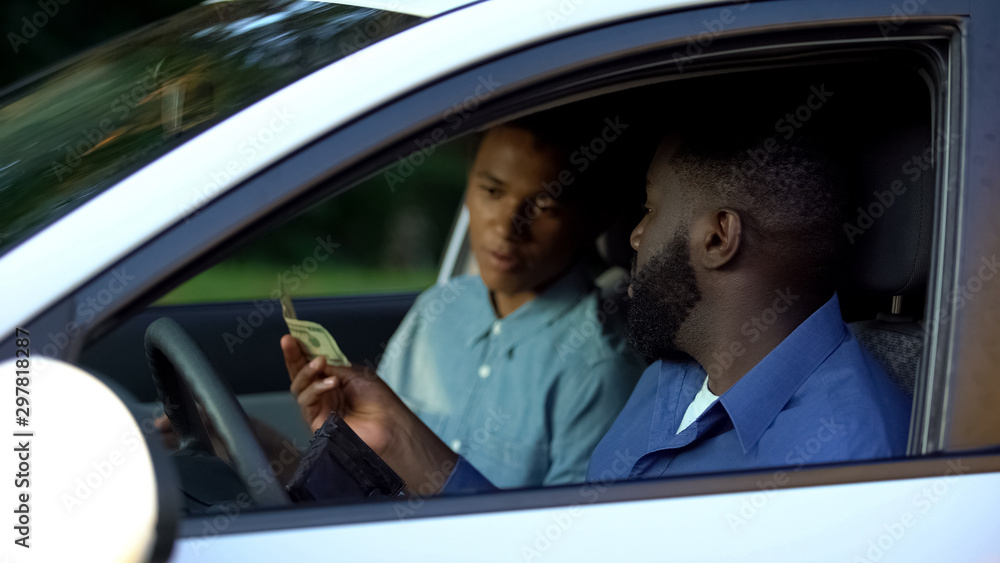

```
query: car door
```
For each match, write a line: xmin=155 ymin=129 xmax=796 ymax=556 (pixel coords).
xmin=161 ymin=1 xmax=996 ymax=560
xmin=8 ymin=0 xmax=1000 ymax=560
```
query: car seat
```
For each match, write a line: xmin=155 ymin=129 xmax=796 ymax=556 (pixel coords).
xmin=841 ymin=122 xmax=935 ymax=397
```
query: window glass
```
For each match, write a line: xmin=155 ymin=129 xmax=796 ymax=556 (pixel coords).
xmin=0 ymin=0 xmax=422 ymax=257
xmin=158 ymin=138 xmax=472 ymax=304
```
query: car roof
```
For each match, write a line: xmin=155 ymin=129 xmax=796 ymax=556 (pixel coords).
xmin=0 ymin=0 xmax=725 ymax=336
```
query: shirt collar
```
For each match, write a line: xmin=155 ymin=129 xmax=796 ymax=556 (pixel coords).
xmin=719 ymin=293 xmax=847 ymax=453
xmin=464 ymin=264 xmax=594 ymax=348
xmin=649 ymin=361 xmax=705 ymax=451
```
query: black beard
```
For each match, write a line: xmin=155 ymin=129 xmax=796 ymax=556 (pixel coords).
xmin=625 ymin=231 xmax=702 ymax=362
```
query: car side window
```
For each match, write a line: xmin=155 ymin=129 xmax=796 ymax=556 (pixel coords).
xmin=64 ymin=2 xmax=966 ymax=540
xmin=158 ymin=140 xmax=472 ymax=305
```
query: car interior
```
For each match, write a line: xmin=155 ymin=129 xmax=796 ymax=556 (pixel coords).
xmin=76 ymin=46 xmax=938 ymax=517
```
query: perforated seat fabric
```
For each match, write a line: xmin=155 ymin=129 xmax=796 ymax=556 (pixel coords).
xmin=848 ymin=319 xmax=921 ymax=396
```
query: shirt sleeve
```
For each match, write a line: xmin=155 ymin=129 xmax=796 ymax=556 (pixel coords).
xmin=439 ymin=456 xmax=499 ymax=495
xmin=543 ymin=356 xmax=642 ymax=486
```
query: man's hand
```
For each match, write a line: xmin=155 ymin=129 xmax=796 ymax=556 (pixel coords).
xmin=284 ymin=334 xmax=394 ymax=454
xmin=154 ymin=407 xmax=302 ymax=485
xmin=282 ymin=335 xmax=339 ymax=433
xmin=281 ymin=335 xmax=458 ymax=493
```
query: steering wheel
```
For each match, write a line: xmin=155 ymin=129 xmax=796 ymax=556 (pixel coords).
xmin=144 ymin=317 xmax=290 ymax=507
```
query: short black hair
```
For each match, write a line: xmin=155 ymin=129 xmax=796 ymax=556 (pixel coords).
xmin=669 ymin=124 xmax=851 ymax=278
xmin=492 ymin=107 xmax=645 ymax=234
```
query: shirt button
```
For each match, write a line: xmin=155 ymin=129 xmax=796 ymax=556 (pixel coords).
xmin=492 ymin=321 xmax=502 ymax=335
xmin=450 ymin=439 xmax=462 ymax=452
xmin=478 ymin=365 xmax=492 ymax=378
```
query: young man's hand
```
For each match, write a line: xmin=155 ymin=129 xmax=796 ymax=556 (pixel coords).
xmin=281 ymin=335 xmax=458 ymax=493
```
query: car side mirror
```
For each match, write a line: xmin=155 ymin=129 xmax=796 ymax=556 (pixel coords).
xmin=1 ymin=357 xmax=179 ymax=562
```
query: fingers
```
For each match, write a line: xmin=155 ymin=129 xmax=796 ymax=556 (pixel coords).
xmin=281 ymin=334 xmax=309 ymax=382
xmin=326 ymin=363 xmax=379 ymax=387
xmin=154 ymin=414 xmax=178 ymax=450
xmin=154 ymin=414 xmax=171 ymax=431
xmin=290 ymin=356 xmax=328 ymax=396
xmin=296 ymin=375 xmax=337 ymax=409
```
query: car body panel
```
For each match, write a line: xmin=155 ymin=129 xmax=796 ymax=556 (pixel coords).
xmin=172 ymin=463 xmax=1000 ymax=561
xmin=942 ymin=0 xmax=1000 ymax=453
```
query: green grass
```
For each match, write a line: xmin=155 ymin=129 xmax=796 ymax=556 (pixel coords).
xmin=156 ymin=262 xmax=437 ymax=305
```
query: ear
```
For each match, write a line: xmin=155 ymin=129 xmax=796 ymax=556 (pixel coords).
xmin=695 ymin=208 xmax=742 ymax=270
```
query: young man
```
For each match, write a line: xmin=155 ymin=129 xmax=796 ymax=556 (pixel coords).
xmin=286 ymin=120 xmax=911 ymax=495
xmin=284 ymin=116 xmax=644 ymax=488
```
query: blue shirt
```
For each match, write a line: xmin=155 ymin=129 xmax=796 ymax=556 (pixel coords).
xmin=379 ymin=266 xmax=644 ymax=488
xmin=442 ymin=293 xmax=911 ymax=493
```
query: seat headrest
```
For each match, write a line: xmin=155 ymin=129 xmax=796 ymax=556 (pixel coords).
xmin=842 ymin=123 xmax=935 ymax=296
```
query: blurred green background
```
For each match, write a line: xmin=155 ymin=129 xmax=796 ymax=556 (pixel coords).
xmin=159 ymin=143 xmax=471 ymax=304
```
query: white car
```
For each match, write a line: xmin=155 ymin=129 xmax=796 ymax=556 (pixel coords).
xmin=2 ymin=0 xmax=999 ymax=561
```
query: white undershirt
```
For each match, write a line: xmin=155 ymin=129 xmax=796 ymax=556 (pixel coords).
xmin=676 ymin=375 xmax=720 ymax=434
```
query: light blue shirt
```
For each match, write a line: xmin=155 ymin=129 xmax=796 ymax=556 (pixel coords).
xmin=378 ymin=266 xmax=644 ymax=488
xmin=441 ymin=293 xmax=911 ymax=493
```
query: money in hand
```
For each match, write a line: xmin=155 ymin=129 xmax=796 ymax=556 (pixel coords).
xmin=280 ymin=278 xmax=351 ymax=367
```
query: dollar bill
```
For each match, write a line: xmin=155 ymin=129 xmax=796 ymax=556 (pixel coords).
xmin=280 ymin=282 xmax=298 ymax=320
xmin=280 ymin=277 xmax=351 ymax=367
